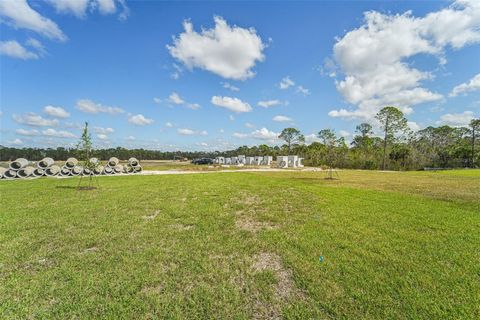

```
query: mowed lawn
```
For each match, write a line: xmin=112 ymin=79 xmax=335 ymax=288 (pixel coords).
xmin=1 ymin=170 xmax=479 ymax=319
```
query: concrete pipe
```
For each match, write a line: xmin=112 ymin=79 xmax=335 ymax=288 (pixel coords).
xmin=37 ymin=157 xmax=54 ymax=169
xmin=89 ymin=157 xmax=99 ymax=165
xmin=71 ymin=166 xmax=82 ymax=176
xmin=103 ymin=166 xmax=113 ymax=175
xmin=65 ymin=157 xmax=78 ymax=168
xmin=45 ymin=165 xmax=60 ymax=176
xmin=123 ymin=165 xmax=133 ymax=174
xmin=9 ymin=158 xmax=29 ymax=170
xmin=93 ymin=165 xmax=104 ymax=175
xmin=0 ymin=167 xmax=7 ymax=179
xmin=128 ymin=157 xmax=139 ymax=167
xmin=60 ymin=167 xmax=71 ymax=176
xmin=113 ymin=164 xmax=123 ymax=174
xmin=82 ymin=167 xmax=92 ymax=176
xmin=133 ymin=165 xmax=143 ymax=173
xmin=17 ymin=166 xmax=34 ymax=178
xmin=33 ymin=168 xmax=45 ymax=177
xmin=4 ymin=169 xmax=18 ymax=179
xmin=108 ymin=157 xmax=119 ymax=167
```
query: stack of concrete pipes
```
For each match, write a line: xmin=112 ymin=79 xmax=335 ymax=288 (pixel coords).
xmin=1 ymin=157 xmax=142 ymax=179
xmin=214 ymin=156 xmax=273 ymax=166
xmin=276 ymin=156 xmax=303 ymax=168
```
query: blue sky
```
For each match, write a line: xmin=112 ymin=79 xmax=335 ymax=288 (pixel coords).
xmin=1 ymin=0 xmax=479 ymax=151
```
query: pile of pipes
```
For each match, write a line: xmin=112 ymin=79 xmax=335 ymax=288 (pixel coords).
xmin=214 ymin=155 xmax=273 ymax=166
xmin=0 ymin=157 xmax=142 ymax=179
xmin=276 ymin=155 xmax=304 ymax=168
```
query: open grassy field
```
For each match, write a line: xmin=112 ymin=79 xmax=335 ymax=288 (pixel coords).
xmin=1 ymin=170 xmax=479 ymax=319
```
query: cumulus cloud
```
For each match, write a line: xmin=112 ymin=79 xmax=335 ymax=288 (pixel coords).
xmin=7 ymin=138 xmax=23 ymax=145
xmin=94 ymin=127 xmax=114 ymax=134
xmin=222 ymin=82 xmax=240 ymax=92
xmin=47 ymin=0 xmax=129 ymax=20
xmin=339 ymin=130 xmax=351 ymax=137
xmin=329 ymin=0 xmax=480 ymax=121
xmin=211 ymin=96 xmax=252 ymax=113
xmin=168 ymin=92 xmax=185 ymax=105
xmin=272 ymin=115 xmax=293 ymax=122
xmin=251 ymin=128 xmax=280 ymax=141
xmin=438 ymin=110 xmax=476 ymax=126
xmin=233 ymin=132 xmax=248 ymax=138
xmin=245 ymin=122 xmax=255 ymax=128
xmin=97 ymin=134 xmax=108 ymax=140
xmin=0 ymin=0 xmax=67 ymax=41
xmin=407 ymin=121 xmax=421 ymax=132
xmin=296 ymin=85 xmax=310 ymax=96
xmin=257 ymin=99 xmax=282 ymax=108
xmin=177 ymin=128 xmax=208 ymax=136
xmin=76 ymin=99 xmax=124 ymax=114
xmin=128 ymin=114 xmax=154 ymax=125
xmin=42 ymin=128 xmax=76 ymax=138
xmin=450 ymin=73 xmax=480 ymax=97
xmin=166 ymin=92 xmax=201 ymax=109
xmin=0 ymin=40 xmax=38 ymax=60
xmin=165 ymin=122 xmax=173 ymax=127
xmin=279 ymin=76 xmax=295 ymax=89
xmin=16 ymin=128 xmax=39 ymax=136
xmin=13 ymin=113 xmax=59 ymax=127
xmin=43 ymin=105 xmax=70 ymax=118
xmin=167 ymin=16 xmax=266 ymax=80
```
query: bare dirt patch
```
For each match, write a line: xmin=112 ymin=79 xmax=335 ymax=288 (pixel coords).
xmin=251 ymin=252 xmax=306 ymax=319
xmin=143 ymin=210 xmax=160 ymax=220
xmin=169 ymin=223 xmax=194 ymax=231
xmin=235 ymin=217 xmax=277 ymax=233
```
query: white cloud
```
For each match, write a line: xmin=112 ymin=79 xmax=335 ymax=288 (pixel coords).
xmin=153 ymin=97 xmax=162 ymax=104
xmin=272 ymin=115 xmax=293 ymax=122
xmin=233 ymin=132 xmax=248 ymax=138
xmin=125 ymin=135 xmax=135 ymax=141
xmin=296 ymin=85 xmax=310 ymax=96
xmin=329 ymin=0 xmax=480 ymax=120
xmin=47 ymin=0 xmax=90 ymax=18
xmin=450 ymin=73 xmax=480 ymax=97
xmin=0 ymin=40 xmax=38 ymax=60
xmin=258 ymin=99 xmax=282 ymax=108
xmin=96 ymin=0 xmax=116 ymax=15
xmin=245 ymin=122 xmax=255 ymax=128
xmin=305 ymin=133 xmax=321 ymax=144
xmin=339 ymin=130 xmax=351 ymax=137
xmin=43 ymin=105 xmax=70 ymax=118
xmin=42 ymin=128 xmax=76 ymax=138
xmin=13 ymin=113 xmax=59 ymax=127
xmin=438 ymin=111 xmax=476 ymax=126
xmin=94 ymin=127 xmax=114 ymax=134
xmin=168 ymin=92 xmax=185 ymax=105
xmin=167 ymin=16 xmax=266 ymax=80
xmin=177 ymin=128 xmax=208 ymax=136
xmin=165 ymin=122 xmax=173 ymax=127
xmin=0 ymin=0 xmax=67 ymax=41
xmin=222 ymin=82 xmax=240 ymax=92
xmin=211 ymin=96 xmax=252 ymax=113
xmin=178 ymin=128 xmax=195 ymax=135
xmin=7 ymin=138 xmax=23 ymax=145
xmin=76 ymin=99 xmax=124 ymax=114
xmin=16 ymin=128 xmax=39 ymax=136
xmin=166 ymin=92 xmax=201 ymax=110
xmin=251 ymin=127 xmax=279 ymax=142
xmin=128 ymin=114 xmax=154 ymax=126
xmin=229 ymin=115 xmax=235 ymax=121
xmin=25 ymin=37 xmax=47 ymax=56
xmin=97 ymin=134 xmax=108 ymax=140
xmin=279 ymin=76 xmax=295 ymax=89
xmin=407 ymin=121 xmax=421 ymax=132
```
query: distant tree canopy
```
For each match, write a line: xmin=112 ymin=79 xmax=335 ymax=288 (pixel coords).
xmin=1 ymin=107 xmax=479 ymax=171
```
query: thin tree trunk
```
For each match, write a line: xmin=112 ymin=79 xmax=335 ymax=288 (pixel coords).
xmin=473 ymin=127 xmax=476 ymax=168
xmin=382 ymin=118 xmax=388 ymax=170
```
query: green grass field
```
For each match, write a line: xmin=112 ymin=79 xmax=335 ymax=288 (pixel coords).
xmin=1 ymin=170 xmax=479 ymax=319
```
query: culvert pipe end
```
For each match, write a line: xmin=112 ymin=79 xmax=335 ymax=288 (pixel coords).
xmin=37 ymin=157 xmax=54 ymax=169
xmin=9 ymin=158 xmax=28 ymax=170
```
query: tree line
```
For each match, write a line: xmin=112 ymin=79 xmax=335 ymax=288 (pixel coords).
xmin=1 ymin=107 xmax=479 ymax=171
